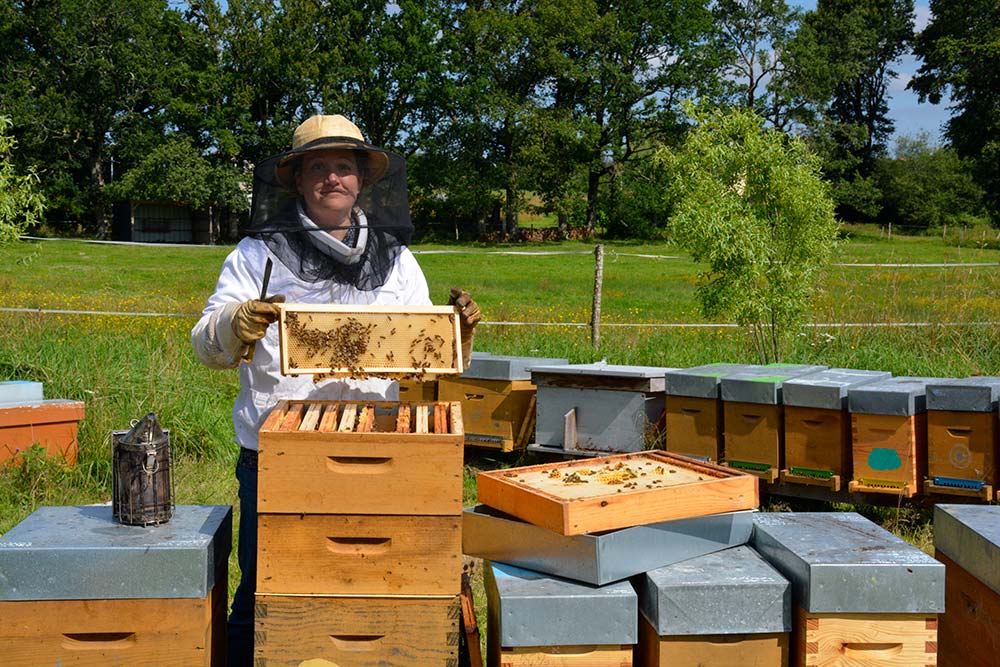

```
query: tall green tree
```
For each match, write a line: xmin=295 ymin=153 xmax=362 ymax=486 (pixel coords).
xmin=0 ymin=116 xmax=46 ymax=243
xmin=910 ymin=0 xmax=1000 ymax=225
xmin=662 ymin=105 xmax=837 ymax=362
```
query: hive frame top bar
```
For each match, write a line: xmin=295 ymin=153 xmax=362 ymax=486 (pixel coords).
xmin=278 ymin=303 xmax=462 ymax=377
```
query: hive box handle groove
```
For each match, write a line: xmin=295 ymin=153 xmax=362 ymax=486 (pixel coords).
xmin=61 ymin=632 xmax=136 ymax=650
xmin=326 ymin=536 xmax=392 ymax=554
xmin=330 ymin=634 xmax=384 ymax=651
xmin=326 ymin=456 xmax=392 ymax=473
xmin=842 ymin=642 xmax=903 ymax=658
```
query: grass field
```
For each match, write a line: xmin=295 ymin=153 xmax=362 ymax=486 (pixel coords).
xmin=1 ymin=231 xmax=998 ymax=641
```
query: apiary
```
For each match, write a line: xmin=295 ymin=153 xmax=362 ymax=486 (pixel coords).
xmin=752 ymin=512 xmax=943 ymax=667
xmin=477 ymin=452 xmax=758 ymax=536
xmin=0 ymin=399 xmax=86 ymax=466
xmin=779 ymin=369 xmax=891 ymax=491
xmin=924 ymin=377 xmax=1000 ymax=500
xmin=278 ymin=303 xmax=462 ymax=376
xmin=438 ymin=354 xmax=567 ymax=452
xmin=933 ymin=505 xmax=1000 ymax=667
xmin=0 ymin=504 xmax=231 ymax=666
xmin=257 ymin=400 xmax=464 ymax=515
xmin=254 ymin=398 xmax=464 ymax=666
xmin=663 ymin=363 xmax=763 ymax=462
xmin=463 ymin=504 xmax=754 ymax=585
xmin=847 ymin=377 xmax=936 ymax=497
xmin=484 ymin=561 xmax=637 ymax=667
xmin=530 ymin=363 xmax=675 ymax=453
xmin=719 ymin=364 xmax=828 ymax=482
xmin=634 ymin=546 xmax=791 ymax=667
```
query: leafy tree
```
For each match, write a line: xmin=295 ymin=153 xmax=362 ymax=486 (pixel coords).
xmin=0 ymin=116 xmax=46 ymax=243
xmin=661 ymin=105 xmax=837 ymax=362
xmin=875 ymin=133 xmax=985 ymax=230
xmin=910 ymin=0 xmax=1000 ymax=225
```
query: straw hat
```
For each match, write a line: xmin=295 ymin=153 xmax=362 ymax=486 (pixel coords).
xmin=274 ymin=115 xmax=390 ymax=190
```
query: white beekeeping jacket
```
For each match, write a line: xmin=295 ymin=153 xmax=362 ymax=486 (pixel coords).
xmin=191 ymin=237 xmax=432 ymax=450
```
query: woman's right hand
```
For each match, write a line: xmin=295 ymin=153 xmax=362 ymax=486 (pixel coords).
xmin=231 ymin=295 xmax=286 ymax=344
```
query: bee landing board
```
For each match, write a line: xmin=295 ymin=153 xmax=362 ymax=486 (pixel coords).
xmin=278 ymin=304 xmax=462 ymax=377
xmin=477 ymin=452 xmax=759 ymax=536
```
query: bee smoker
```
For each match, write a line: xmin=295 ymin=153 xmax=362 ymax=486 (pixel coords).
xmin=112 ymin=412 xmax=173 ymax=526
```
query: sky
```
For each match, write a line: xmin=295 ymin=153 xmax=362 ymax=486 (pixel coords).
xmin=792 ymin=1 xmax=952 ymax=148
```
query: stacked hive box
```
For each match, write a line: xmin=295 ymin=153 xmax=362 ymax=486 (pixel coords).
xmin=719 ymin=365 xmax=828 ymax=482
xmin=0 ymin=379 xmax=86 ymax=465
xmin=848 ymin=377 xmax=937 ymax=497
xmin=438 ymin=354 xmax=567 ymax=452
xmin=753 ymin=512 xmax=944 ymax=667
xmin=0 ymin=505 xmax=231 ymax=666
xmin=634 ymin=546 xmax=791 ymax=666
xmin=467 ymin=451 xmax=761 ymax=664
xmin=529 ymin=363 xmax=676 ymax=455
xmin=663 ymin=363 xmax=762 ymax=462
xmin=779 ymin=369 xmax=891 ymax=491
xmin=933 ymin=505 xmax=1000 ymax=666
xmin=924 ymin=377 xmax=1000 ymax=500
xmin=254 ymin=399 xmax=465 ymax=666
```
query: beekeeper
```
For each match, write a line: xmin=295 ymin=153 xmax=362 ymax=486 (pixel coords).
xmin=191 ymin=114 xmax=480 ymax=665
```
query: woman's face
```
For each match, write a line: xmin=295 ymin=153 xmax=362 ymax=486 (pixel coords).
xmin=295 ymin=149 xmax=361 ymax=227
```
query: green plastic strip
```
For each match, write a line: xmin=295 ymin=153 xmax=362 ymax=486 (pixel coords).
xmin=728 ymin=460 xmax=772 ymax=473
xmin=789 ymin=467 xmax=834 ymax=480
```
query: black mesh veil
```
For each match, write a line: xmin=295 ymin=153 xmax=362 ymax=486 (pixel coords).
xmin=243 ymin=136 xmax=414 ymax=290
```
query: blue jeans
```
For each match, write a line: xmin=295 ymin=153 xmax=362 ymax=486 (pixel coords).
xmin=227 ymin=452 xmax=257 ymax=666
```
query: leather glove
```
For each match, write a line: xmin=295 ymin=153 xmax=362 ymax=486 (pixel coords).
xmin=448 ymin=287 xmax=481 ymax=369
xmin=231 ymin=294 xmax=286 ymax=345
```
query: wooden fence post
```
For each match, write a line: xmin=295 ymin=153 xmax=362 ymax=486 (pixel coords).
xmin=592 ymin=244 xmax=604 ymax=348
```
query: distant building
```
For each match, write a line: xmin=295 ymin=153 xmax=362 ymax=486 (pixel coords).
xmin=112 ymin=201 xmax=220 ymax=244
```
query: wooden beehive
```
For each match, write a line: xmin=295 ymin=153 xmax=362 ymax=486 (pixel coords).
xmin=254 ymin=594 xmax=460 ymax=667
xmin=849 ymin=412 xmax=927 ymax=497
xmin=723 ymin=401 xmax=783 ymax=483
xmin=257 ymin=513 xmax=461 ymax=596
xmin=257 ymin=400 xmax=464 ymax=515
xmin=477 ymin=452 xmax=758 ymax=536
xmin=934 ymin=551 xmax=998 ymax=667
xmin=663 ymin=394 xmax=723 ymax=462
xmin=438 ymin=376 xmax=536 ymax=452
xmin=0 ymin=400 xmax=86 ymax=466
xmin=398 ymin=376 xmax=438 ymax=402
xmin=781 ymin=405 xmax=850 ymax=491
xmin=926 ymin=410 xmax=997 ymax=499
xmin=278 ymin=304 xmax=461 ymax=377
xmin=792 ymin=608 xmax=937 ymax=667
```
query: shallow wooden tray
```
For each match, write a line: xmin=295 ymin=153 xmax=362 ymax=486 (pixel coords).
xmin=477 ymin=451 xmax=759 ymax=535
xmin=278 ymin=304 xmax=462 ymax=377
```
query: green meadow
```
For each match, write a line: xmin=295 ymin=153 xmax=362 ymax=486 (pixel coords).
xmin=1 ymin=232 xmax=998 ymax=628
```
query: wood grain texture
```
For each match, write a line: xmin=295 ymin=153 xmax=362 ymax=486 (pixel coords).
xmin=636 ymin=613 xmax=788 ymax=667
xmin=784 ymin=406 xmax=851 ymax=478
xmin=850 ymin=413 xmax=927 ymax=497
xmin=498 ymin=646 xmax=633 ymax=666
xmin=723 ymin=401 xmax=784 ymax=471
xmin=438 ymin=377 xmax=536 ymax=450
xmin=935 ymin=550 xmax=1000 ymax=667
xmin=254 ymin=594 xmax=460 ymax=667
xmin=257 ymin=514 xmax=461 ymax=596
xmin=793 ymin=606 xmax=937 ymax=667
xmin=926 ymin=410 xmax=997 ymax=491
xmin=477 ymin=452 xmax=758 ymax=535
xmin=664 ymin=395 xmax=724 ymax=462
xmin=0 ymin=581 xmax=225 ymax=666
xmin=258 ymin=408 xmax=463 ymax=515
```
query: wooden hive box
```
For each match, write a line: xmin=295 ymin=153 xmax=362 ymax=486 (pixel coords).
xmin=257 ymin=400 xmax=464 ymax=515
xmin=664 ymin=363 xmax=764 ymax=462
xmin=719 ymin=365 xmax=828 ymax=483
xmin=933 ymin=505 xmax=1000 ymax=667
xmin=779 ymin=369 xmax=891 ymax=492
xmin=485 ymin=561 xmax=636 ymax=667
xmin=752 ymin=512 xmax=944 ymax=667
xmin=0 ymin=505 xmax=231 ymax=667
xmin=477 ymin=451 xmax=758 ymax=536
xmin=848 ymin=377 xmax=935 ymax=497
xmin=254 ymin=594 xmax=460 ymax=667
xmin=0 ymin=399 xmax=86 ymax=466
xmin=924 ymin=377 xmax=1000 ymax=500
xmin=278 ymin=303 xmax=462 ymax=377
xmin=530 ymin=363 xmax=674 ymax=454
xmin=398 ymin=376 xmax=438 ymax=402
xmin=634 ymin=546 xmax=791 ymax=667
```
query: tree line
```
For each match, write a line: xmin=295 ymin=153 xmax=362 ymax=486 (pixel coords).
xmin=0 ymin=0 xmax=996 ymax=241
